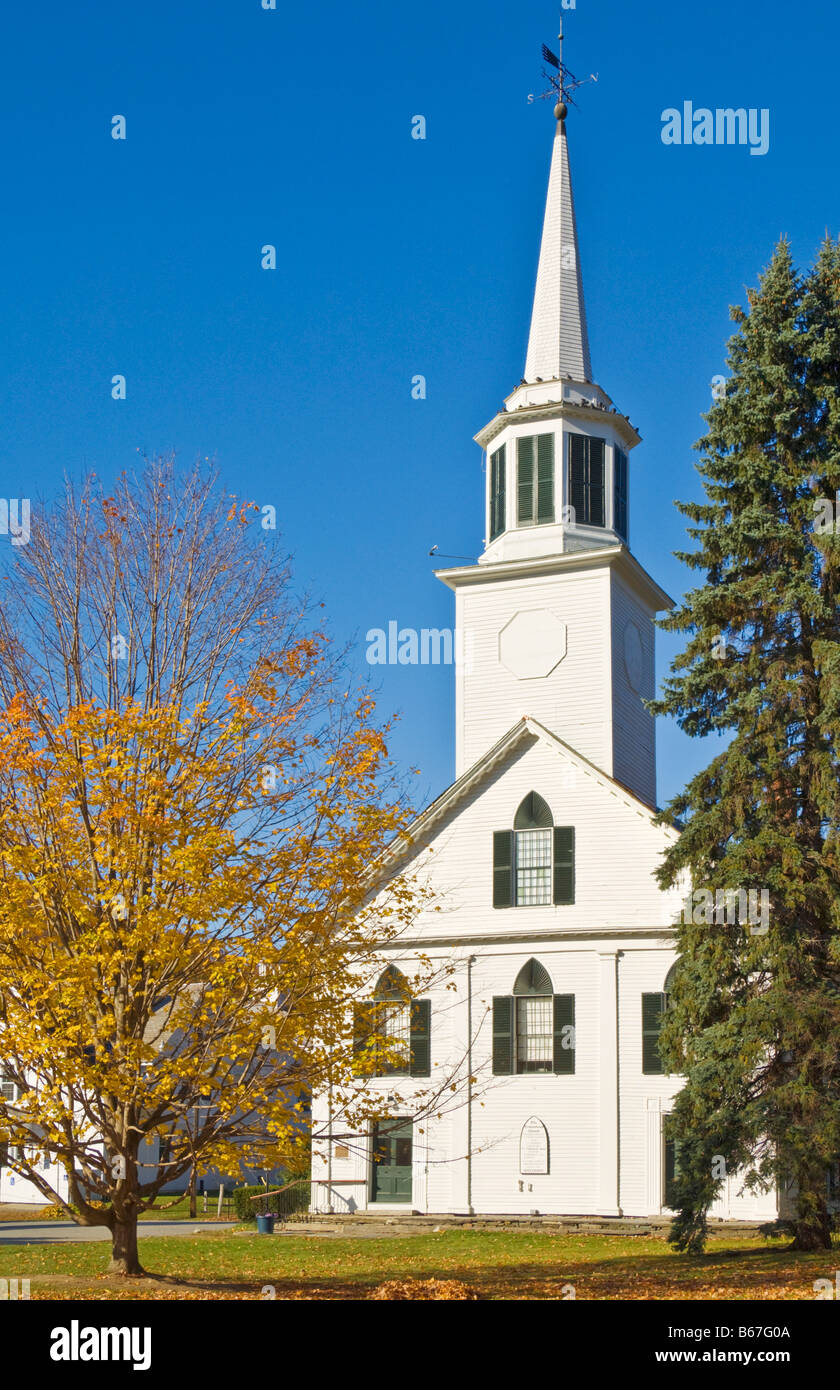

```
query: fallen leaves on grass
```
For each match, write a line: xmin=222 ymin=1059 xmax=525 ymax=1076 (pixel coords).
xmin=369 ymin=1278 xmax=482 ymax=1301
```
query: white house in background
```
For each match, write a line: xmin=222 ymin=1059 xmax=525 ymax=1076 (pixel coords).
xmin=0 ymin=1013 xmax=289 ymax=1205
xmin=310 ymin=57 xmax=779 ymax=1222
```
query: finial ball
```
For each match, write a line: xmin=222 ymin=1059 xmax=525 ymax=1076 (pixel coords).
xmin=554 ymin=101 xmax=567 ymax=121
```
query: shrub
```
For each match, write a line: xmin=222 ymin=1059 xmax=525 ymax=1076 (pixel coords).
xmin=38 ymin=1200 xmax=108 ymax=1220
xmin=233 ymin=1184 xmax=268 ymax=1217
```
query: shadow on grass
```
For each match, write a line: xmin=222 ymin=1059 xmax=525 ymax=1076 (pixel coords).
xmin=29 ymin=1243 xmax=837 ymax=1301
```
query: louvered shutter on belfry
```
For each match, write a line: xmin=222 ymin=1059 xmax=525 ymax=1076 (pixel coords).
xmin=490 ymin=444 xmax=506 ymax=541
xmin=569 ymin=433 xmax=586 ymax=523
xmin=614 ymin=447 xmax=628 ymax=540
xmin=553 ymin=827 xmax=575 ymax=904
xmin=589 ymin=437 xmax=606 ymax=527
xmin=536 ymin=433 xmax=554 ymax=524
xmin=493 ymin=830 xmax=514 ymax=907
xmin=553 ymin=994 xmax=576 ymax=1073
xmin=642 ymin=992 xmax=667 ymax=1074
xmin=517 ymin=436 xmax=535 ymax=524
xmin=492 ymin=996 xmax=514 ymax=1074
xmin=409 ymin=999 xmax=431 ymax=1076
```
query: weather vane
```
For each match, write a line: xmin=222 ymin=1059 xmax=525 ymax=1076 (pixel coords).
xmin=531 ymin=18 xmax=598 ymax=118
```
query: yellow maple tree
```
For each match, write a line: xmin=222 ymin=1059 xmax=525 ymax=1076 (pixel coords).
xmin=0 ymin=459 xmax=427 ymax=1274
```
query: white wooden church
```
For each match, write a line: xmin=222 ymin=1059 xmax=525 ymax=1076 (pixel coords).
xmin=310 ymin=55 xmax=778 ymax=1223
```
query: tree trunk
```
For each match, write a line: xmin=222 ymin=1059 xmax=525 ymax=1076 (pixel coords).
xmin=108 ymin=1216 xmax=145 ymax=1276
xmin=790 ymin=1185 xmax=833 ymax=1252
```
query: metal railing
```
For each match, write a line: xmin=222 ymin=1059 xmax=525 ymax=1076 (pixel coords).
xmin=248 ymin=1178 xmax=310 ymax=1219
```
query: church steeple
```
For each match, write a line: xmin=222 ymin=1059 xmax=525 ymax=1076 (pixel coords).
xmin=434 ymin=19 xmax=673 ymax=805
xmin=524 ymin=24 xmax=592 ymax=385
xmin=468 ymin=22 xmax=640 ymax=568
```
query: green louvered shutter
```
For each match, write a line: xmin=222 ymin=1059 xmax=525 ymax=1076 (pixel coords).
xmin=553 ymin=827 xmax=575 ymax=904
xmin=409 ymin=999 xmax=431 ymax=1076
xmin=569 ymin=433 xmax=586 ymax=523
xmin=553 ymin=993 xmax=576 ymax=1074
xmin=517 ymin=436 xmax=535 ymax=525
xmin=536 ymin=433 xmax=554 ymax=523
xmin=614 ymin=447 xmax=628 ymax=540
xmin=493 ymin=830 xmax=514 ymax=907
xmin=352 ymin=1002 xmax=374 ymax=1077
xmin=492 ymin=996 xmax=514 ymax=1074
xmin=490 ymin=444 xmax=506 ymax=541
xmin=590 ymin=437 xmax=606 ymax=527
xmin=642 ymin=992 xmax=667 ymax=1074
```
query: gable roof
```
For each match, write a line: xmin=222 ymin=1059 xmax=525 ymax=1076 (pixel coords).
xmin=383 ymin=715 xmax=677 ymax=877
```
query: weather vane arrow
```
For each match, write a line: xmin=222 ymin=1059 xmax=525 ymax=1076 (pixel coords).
xmin=530 ymin=17 xmax=598 ymax=116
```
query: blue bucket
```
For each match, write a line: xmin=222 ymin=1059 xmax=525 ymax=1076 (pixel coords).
xmin=256 ymin=1214 xmax=276 ymax=1234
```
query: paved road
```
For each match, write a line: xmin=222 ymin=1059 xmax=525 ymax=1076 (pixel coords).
xmin=0 ymin=1220 xmax=236 ymax=1245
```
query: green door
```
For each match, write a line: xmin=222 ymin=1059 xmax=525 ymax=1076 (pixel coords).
xmin=664 ymin=1134 xmax=682 ymax=1210
xmin=371 ymin=1119 xmax=413 ymax=1204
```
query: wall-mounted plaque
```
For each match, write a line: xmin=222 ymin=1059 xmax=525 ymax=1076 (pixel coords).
xmin=520 ymin=1117 xmax=549 ymax=1175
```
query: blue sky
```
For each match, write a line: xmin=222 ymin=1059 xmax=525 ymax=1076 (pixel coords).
xmin=0 ymin=0 xmax=834 ymax=811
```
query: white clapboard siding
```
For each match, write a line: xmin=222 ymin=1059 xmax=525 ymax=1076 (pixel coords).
xmin=382 ymin=730 xmax=680 ymax=944
xmin=455 ymin=567 xmax=612 ymax=779
xmin=310 ymin=731 xmax=778 ymax=1220
xmin=610 ymin=568 xmax=657 ymax=808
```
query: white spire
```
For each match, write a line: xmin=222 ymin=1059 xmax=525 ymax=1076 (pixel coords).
xmin=524 ymin=103 xmax=592 ymax=384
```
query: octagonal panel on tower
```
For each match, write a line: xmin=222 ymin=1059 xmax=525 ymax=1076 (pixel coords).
xmin=499 ymin=609 xmax=567 ymax=680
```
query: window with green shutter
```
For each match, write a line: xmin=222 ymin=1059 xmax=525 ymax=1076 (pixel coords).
xmin=495 ymin=965 xmax=576 ymax=1076
xmin=492 ymin=996 xmax=514 ymax=1074
xmin=493 ymin=830 xmax=514 ymax=907
xmin=354 ymin=970 xmax=431 ymax=1078
xmin=489 ymin=444 xmax=506 ymax=541
xmin=553 ymin=993 xmax=576 ymax=1074
xmin=517 ymin=434 xmax=554 ymax=527
xmin=352 ymin=1001 xmax=375 ymax=1077
xmin=553 ymin=826 xmax=575 ymax=905
xmin=409 ymin=999 xmax=431 ymax=1076
xmin=614 ymin=447 xmax=628 ymax=540
xmin=642 ymin=992 xmax=668 ymax=1074
xmin=568 ymin=433 xmax=606 ymax=527
xmin=493 ymin=797 xmax=574 ymax=908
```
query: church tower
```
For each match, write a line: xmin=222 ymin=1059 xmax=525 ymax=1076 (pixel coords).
xmin=436 ymin=25 xmax=671 ymax=807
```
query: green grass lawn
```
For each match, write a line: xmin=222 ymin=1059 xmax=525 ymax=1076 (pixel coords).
xmin=0 ymin=1194 xmax=234 ymax=1222
xmin=0 ymin=1228 xmax=837 ymax=1300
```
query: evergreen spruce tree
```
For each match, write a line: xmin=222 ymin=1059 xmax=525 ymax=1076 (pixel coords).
xmin=652 ymin=238 xmax=840 ymax=1253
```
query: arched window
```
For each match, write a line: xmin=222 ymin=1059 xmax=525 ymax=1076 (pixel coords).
xmin=514 ymin=793 xmax=553 ymax=830
xmin=372 ymin=967 xmax=410 ymax=1073
xmin=513 ymin=793 xmax=553 ymax=905
xmin=492 ymin=960 xmax=575 ymax=1076
xmin=352 ymin=968 xmax=431 ymax=1080
xmin=513 ymin=959 xmax=554 ymax=1074
xmin=493 ymin=795 xmax=575 ymax=908
xmin=374 ymin=966 xmax=409 ymax=1001
xmin=513 ymin=959 xmax=553 ymax=995
xmin=642 ymin=963 xmax=678 ymax=1076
